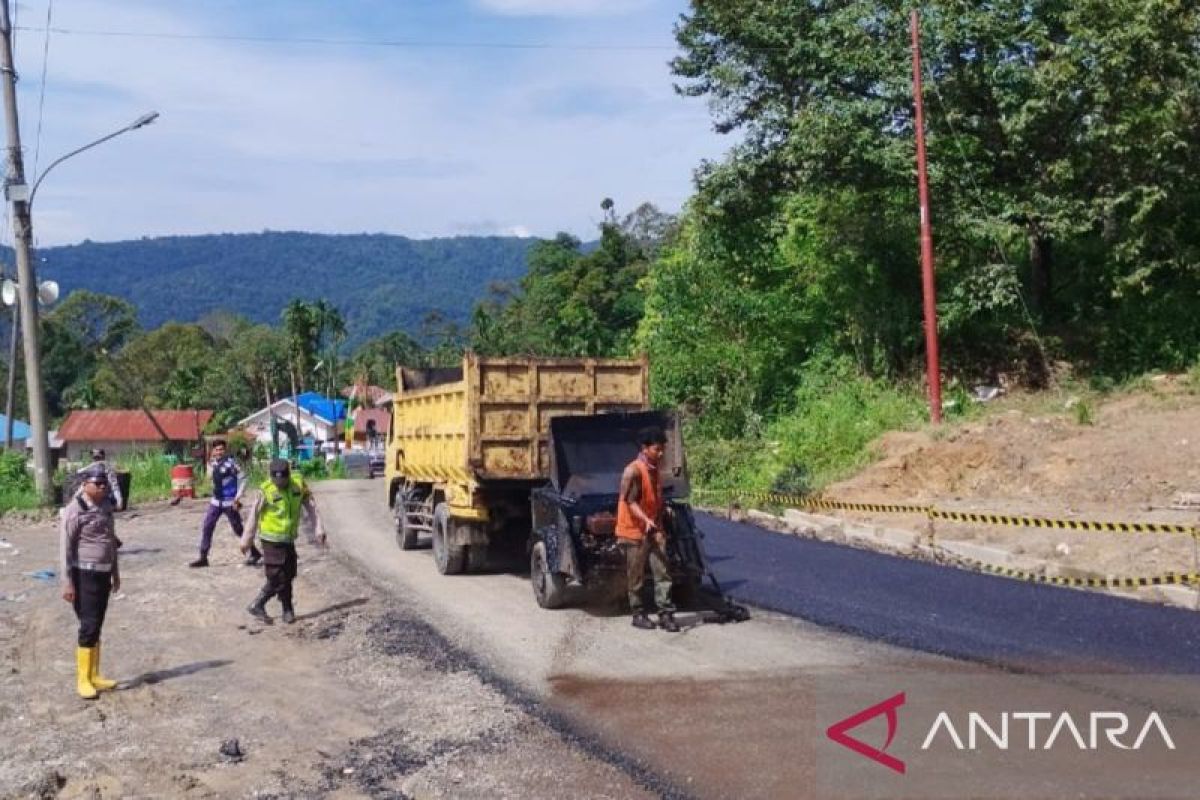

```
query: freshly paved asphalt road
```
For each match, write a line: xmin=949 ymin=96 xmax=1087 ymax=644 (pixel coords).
xmin=696 ymin=512 xmax=1200 ymax=674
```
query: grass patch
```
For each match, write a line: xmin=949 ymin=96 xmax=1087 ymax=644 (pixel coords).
xmin=0 ymin=451 xmax=37 ymax=513
xmin=688 ymin=358 xmax=928 ymax=497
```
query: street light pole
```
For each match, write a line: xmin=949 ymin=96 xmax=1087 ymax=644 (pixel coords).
xmin=0 ymin=0 xmax=158 ymax=499
xmin=0 ymin=0 xmax=52 ymax=501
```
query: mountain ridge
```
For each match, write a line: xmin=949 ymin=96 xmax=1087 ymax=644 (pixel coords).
xmin=5 ymin=231 xmax=538 ymax=344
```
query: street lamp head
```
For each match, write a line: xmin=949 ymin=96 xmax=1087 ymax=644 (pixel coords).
xmin=129 ymin=111 xmax=160 ymax=130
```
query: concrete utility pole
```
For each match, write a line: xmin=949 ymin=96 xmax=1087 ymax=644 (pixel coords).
xmin=0 ymin=0 xmax=52 ymax=501
xmin=3 ymin=273 xmax=17 ymax=450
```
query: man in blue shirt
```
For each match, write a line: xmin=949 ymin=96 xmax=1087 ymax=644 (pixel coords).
xmin=189 ymin=440 xmax=261 ymax=568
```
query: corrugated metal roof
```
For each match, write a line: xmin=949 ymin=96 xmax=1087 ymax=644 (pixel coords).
xmin=353 ymin=408 xmax=391 ymax=435
xmin=58 ymin=410 xmax=214 ymax=442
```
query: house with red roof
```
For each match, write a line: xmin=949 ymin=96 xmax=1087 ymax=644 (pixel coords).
xmin=57 ymin=409 xmax=213 ymax=461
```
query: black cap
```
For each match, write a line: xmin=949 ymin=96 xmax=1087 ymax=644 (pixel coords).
xmin=90 ymin=448 xmax=106 ymax=461
xmin=80 ymin=463 xmax=109 ymax=483
xmin=269 ymin=458 xmax=291 ymax=477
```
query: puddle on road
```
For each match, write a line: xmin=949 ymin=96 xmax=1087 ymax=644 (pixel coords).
xmin=548 ymin=674 xmax=818 ymax=800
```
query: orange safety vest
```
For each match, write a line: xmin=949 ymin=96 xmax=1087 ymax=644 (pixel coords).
xmin=616 ymin=458 xmax=661 ymax=542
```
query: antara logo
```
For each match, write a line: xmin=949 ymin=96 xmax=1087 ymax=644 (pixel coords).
xmin=826 ymin=694 xmax=1176 ymax=774
xmin=826 ymin=692 xmax=907 ymax=774
xmin=921 ymin=711 xmax=1176 ymax=751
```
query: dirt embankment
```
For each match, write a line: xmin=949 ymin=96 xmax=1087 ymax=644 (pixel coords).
xmin=0 ymin=500 xmax=660 ymax=800
xmin=826 ymin=379 xmax=1200 ymax=577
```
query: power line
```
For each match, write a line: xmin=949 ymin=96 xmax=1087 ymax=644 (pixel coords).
xmin=14 ymin=25 xmax=687 ymax=52
xmin=30 ymin=0 xmax=52 ymax=181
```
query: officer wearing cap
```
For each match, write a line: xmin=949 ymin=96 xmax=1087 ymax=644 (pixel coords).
xmin=59 ymin=463 xmax=122 ymax=699
xmin=239 ymin=458 xmax=326 ymax=624
xmin=78 ymin=448 xmax=123 ymax=511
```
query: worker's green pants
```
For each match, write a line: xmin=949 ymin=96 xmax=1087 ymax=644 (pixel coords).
xmin=619 ymin=537 xmax=674 ymax=614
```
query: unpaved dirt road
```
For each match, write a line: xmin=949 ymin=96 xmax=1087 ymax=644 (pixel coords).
xmin=0 ymin=497 xmax=669 ymax=799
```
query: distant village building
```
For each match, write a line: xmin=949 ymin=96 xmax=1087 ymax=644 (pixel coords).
xmin=57 ymin=409 xmax=213 ymax=462
xmin=239 ymin=393 xmax=346 ymax=444
xmin=352 ymin=407 xmax=391 ymax=449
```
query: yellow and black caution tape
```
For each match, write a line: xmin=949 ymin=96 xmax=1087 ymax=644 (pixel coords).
xmin=691 ymin=489 xmax=1199 ymax=536
xmin=930 ymin=509 xmax=1194 ymax=535
xmin=692 ymin=489 xmax=930 ymax=516
xmin=951 ymin=556 xmax=1200 ymax=589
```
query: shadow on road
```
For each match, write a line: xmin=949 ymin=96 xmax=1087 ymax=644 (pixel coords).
xmin=122 ymin=659 xmax=233 ymax=690
xmin=296 ymin=597 xmax=369 ymax=622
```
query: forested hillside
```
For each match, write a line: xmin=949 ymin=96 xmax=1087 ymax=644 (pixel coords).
xmin=14 ymin=232 xmax=535 ymax=343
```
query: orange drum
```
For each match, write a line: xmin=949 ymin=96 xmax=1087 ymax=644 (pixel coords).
xmin=170 ymin=463 xmax=195 ymax=499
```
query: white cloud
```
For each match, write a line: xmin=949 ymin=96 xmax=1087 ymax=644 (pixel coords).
xmin=15 ymin=0 xmax=724 ymax=246
xmin=474 ymin=0 xmax=655 ymax=17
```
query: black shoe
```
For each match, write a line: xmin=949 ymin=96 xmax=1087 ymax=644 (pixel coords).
xmin=242 ymin=553 xmax=262 ymax=567
xmin=631 ymin=612 xmax=656 ymax=630
xmin=188 ymin=556 xmax=209 ymax=568
xmin=247 ymin=592 xmax=272 ymax=623
xmin=658 ymin=612 xmax=681 ymax=633
xmin=281 ymin=607 xmax=296 ymax=625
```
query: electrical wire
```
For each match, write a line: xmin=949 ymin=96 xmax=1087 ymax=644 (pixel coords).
xmin=14 ymin=25 xmax=686 ymax=52
xmin=30 ymin=0 xmax=53 ymax=182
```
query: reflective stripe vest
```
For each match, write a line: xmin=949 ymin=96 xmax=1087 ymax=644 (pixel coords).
xmin=616 ymin=457 xmax=661 ymax=542
xmin=257 ymin=475 xmax=308 ymax=543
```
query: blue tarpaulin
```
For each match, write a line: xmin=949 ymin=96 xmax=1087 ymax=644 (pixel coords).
xmin=0 ymin=414 xmax=30 ymax=443
xmin=294 ymin=392 xmax=347 ymax=422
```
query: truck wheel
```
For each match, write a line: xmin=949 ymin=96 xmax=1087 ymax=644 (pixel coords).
xmin=394 ymin=493 xmax=420 ymax=551
xmin=531 ymin=541 xmax=567 ymax=609
xmin=432 ymin=503 xmax=466 ymax=575
xmin=466 ymin=543 xmax=488 ymax=573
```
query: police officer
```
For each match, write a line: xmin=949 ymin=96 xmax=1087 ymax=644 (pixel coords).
xmin=59 ymin=463 xmax=122 ymax=699
xmin=189 ymin=440 xmax=260 ymax=568
xmin=78 ymin=448 xmax=122 ymax=511
xmin=239 ymin=459 xmax=326 ymax=624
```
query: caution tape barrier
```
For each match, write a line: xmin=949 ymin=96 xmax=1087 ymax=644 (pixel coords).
xmin=950 ymin=556 xmax=1200 ymax=589
xmin=691 ymin=489 xmax=1199 ymax=536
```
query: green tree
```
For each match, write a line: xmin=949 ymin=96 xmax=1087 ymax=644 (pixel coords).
xmin=91 ymin=324 xmax=221 ymax=409
xmin=471 ymin=201 xmax=674 ymax=358
xmin=281 ymin=299 xmax=320 ymax=390
xmin=347 ymin=330 xmax=426 ymax=388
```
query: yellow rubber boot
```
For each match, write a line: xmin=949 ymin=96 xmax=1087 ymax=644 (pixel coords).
xmin=75 ymin=647 xmax=98 ymax=699
xmin=90 ymin=642 xmax=117 ymax=692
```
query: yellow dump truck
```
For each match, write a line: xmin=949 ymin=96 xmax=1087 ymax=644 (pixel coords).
xmin=384 ymin=353 xmax=648 ymax=574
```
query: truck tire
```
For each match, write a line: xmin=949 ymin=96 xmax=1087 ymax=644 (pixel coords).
xmin=394 ymin=493 xmax=420 ymax=551
xmin=530 ymin=541 xmax=567 ymax=609
xmin=466 ymin=543 xmax=488 ymax=573
xmin=432 ymin=503 xmax=466 ymax=575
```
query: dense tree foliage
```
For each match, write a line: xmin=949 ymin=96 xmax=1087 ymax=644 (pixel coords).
xmin=637 ymin=0 xmax=1200 ymax=434
xmin=471 ymin=203 xmax=675 ymax=358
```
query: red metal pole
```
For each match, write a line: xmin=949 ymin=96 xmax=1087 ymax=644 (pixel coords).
xmin=910 ymin=8 xmax=942 ymax=424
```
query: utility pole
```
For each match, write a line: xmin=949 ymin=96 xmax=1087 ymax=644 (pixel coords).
xmin=910 ymin=9 xmax=943 ymax=425
xmin=3 ymin=289 xmax=16 ymax=450
xmin=0 ymin=0 xmax=53 ymax=500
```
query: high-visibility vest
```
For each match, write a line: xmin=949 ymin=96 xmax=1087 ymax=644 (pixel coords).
xmin=616 ymin=458 xmax=661 ymax=542
xmin=258 ymin=475 xmax=308 ymax=543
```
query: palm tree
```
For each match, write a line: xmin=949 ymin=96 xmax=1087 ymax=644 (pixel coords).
xmin=281 ymin=300 xmax=319 ymax=391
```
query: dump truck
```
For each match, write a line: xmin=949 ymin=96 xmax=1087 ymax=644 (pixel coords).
xmin=384 ymin=353 xmax=649 ymax=574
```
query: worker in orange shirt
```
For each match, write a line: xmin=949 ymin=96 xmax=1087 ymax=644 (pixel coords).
xmin=615 ymin=427 xmax=680 ymax=632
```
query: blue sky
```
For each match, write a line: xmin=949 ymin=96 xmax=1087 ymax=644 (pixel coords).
xmin=8 ymin=0 xmax=727 ymax=245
